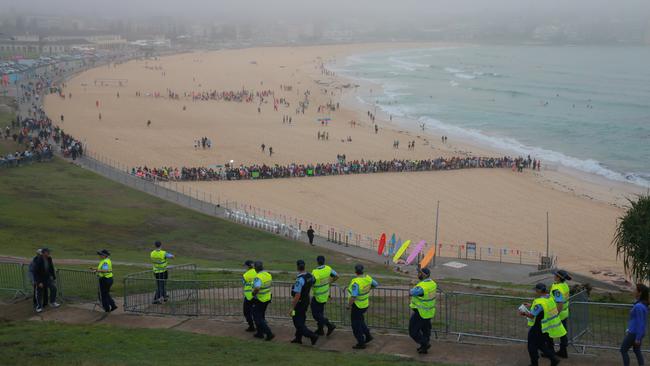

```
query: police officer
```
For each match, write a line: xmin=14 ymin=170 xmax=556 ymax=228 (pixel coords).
xmin=519 ymin=283 xmax=565 ymax=366
xmin=251 ymin=261 xmax=274 ymax=341
xmin=150 ymin=240 xmax=174 ymax=304
xmin=551 ymin=270 xmax=572 ymax=359
xmin=408 ymin=267 xmax=437 ymax=354
xmin=290 ymin=260 xmax=319 ymax=345
xmin=92 ymin=249 xmax=117 ymax=313
xmin=311 ymin=255 xmax=338 ymax=336
xmin=242 ymin=260 xmax=257 ymax=332
xmin=347 ymin=264 xmax=378 ymax=349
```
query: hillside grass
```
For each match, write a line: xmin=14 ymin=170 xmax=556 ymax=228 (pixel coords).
xmin=0 ymin=321 xmax=460 ymax=366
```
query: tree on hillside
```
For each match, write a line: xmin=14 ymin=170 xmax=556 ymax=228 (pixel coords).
xmin=613 ymin=194 xmax=650 ymax=282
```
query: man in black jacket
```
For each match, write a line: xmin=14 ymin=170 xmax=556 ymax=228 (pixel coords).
xmin=32 ymin=248 xmax=60 ymax=312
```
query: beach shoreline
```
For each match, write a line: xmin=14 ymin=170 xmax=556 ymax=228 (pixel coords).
xmin=42 ymin=43 xmax=635 ymax=281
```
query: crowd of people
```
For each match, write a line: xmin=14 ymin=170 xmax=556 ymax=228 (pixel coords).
xmin=131 ymin=156 xmax=517 ymax=182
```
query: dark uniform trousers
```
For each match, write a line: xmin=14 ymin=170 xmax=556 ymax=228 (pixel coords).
xmin=528 ymin=326 xmax=559 ymax=366
xmin=99 ymin=277 xmax=116 ymax=312
xmin=559 ymin=319 xmax=568 ymax=352
xmin=252 ymin=299 xmax=273 ymax=337
xmin=311 ymin=297 xmax=333 ymax=332
xmin=409 ymin=309 xmax=431 ymax=347
xmin=351 ymin=304 xmax=371 ymax=344
xmin=292 ymin=304 xmax=317 ymax=341
xmin=243 ymin=298 xmax=255 ymax=327
xmin=154 ymin=271 xmax=168 ymax=301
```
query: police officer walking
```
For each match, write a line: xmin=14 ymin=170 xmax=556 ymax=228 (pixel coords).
xmin=519 ymin=283 xmax=565 ymax=366
xmin=408 ymin=268 xmax=437 ymax=354
xmin=311 ymin=255 xmax=338 ymax=336
xmin=151 ymin=241 xmax=175 ymax=304
xmin=290 ymin=260 xmax=319 ymax=345
xmin=92 ymin=249 xmax=117 ymax=313
xmin=551 ymin=270 xmax=572 ymax=359
xmin=242 ymin=260 xmax=257 ymax=332
xmin=252 ymin=261 xmax=274 ymax=341
xmin=347 ymin=264 xmax=378 ymax=349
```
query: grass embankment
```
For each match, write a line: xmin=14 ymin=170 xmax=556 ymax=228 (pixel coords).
xmin=0 ymin=321 xmax=458 ymax=366
xmin=0 ymin=102 xmax=399 ymax=281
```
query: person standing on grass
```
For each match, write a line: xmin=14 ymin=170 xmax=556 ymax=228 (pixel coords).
xmin=621 ymin=284 xmax=649 ymax=366
xmin=91 ymin=249 xmax=117 ymax=313
xmin=290 ymin=260 xmax=319 ymax=345
xmin=311 ymin=255 xmax=338 ymax=337
xmin=151 ymin=241 xmax=174 ymax=304
xmin=307 ymin=226 xmax=315 ymax=245
xmin=32 ymin=248 xmax=60 ymax=313
xmin=347 ymin=264 xmax=378 ymax=349
xmin=550 ymin=270 xmax=572 ymax=359
xmin=242 ymin=260 xmax=257 ymax=332
xmin=408 ymin=267 xmax=437 ymax=354
xmin=252 ymin=261 xmax=274 ymax=341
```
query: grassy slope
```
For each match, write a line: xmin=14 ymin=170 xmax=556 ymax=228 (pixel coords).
xmin=0 ymin=102 xmax=396 ymax=279
xmin=0 ymin=321 xmax=457 ymax=366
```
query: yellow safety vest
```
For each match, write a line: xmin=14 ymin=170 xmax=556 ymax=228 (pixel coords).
xmin=243 ymin=268 xmax=257 ymax=301
xmin=97 ymin=258 xmax=113 ymax=278
xmin=348 ymin=275 xmax=373 ymax=309
xmin=150 ymin=249 xmax=168 ymax=273
xmin=312 ymin=265 xmax=333 ymax=303
xmin=527 ymin=297 xmax=567 ymax=339
xmin=255 ymin=271 xmax=272 ymax=303
xmin=551 ymin=282 xmax=570 ymax=321
xmin=409 ymin=279 xmax=437 ymax=319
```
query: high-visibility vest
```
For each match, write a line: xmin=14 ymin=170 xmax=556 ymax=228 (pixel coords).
xmin=551 ymin=282 xmax=570 ymax=321
xmin=243 ymin=268 xmax=257 ymax=301
xmin=527 ymin=297 xmax=567 ymax=339
xmin=312 ymin=265 xmax=333 ymax=303
xmin=97 ymin=258 xmax=113 ymax=278
xmin=409 ymin=279 xmax=437 ymax=319
xmin=348 ymin=275 xmax=373 ymax=309
xmin=150 ymin=250 xmax=168 ymax=273
xmin=255 ymin=271 xmax=272 ymax=303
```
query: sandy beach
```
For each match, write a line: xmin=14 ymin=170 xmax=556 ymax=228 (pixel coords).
xmin=43 ymin=43 xmax=644 ymax=280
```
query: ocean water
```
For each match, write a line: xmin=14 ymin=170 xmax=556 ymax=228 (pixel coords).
xmin=338 ymin=46 xmax=650 ymax=188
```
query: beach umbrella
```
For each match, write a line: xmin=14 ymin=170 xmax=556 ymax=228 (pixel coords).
xmin=377 ymin=233 xmax=386 ymax=255
xmin=420 ymin=246 xmax=436 ymax=268
xmin=392 ymin=240 xmax=411 ymax=263
xmin=405 ymin=240 xmax=426 ymax=265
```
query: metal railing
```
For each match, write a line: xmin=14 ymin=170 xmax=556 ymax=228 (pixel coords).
xmin=0 ymin=262 xmax=29 ymax=298
xmin=56 ymin=268 xmax=100 ymax=303
xmin=0 ymin=260 xmax=644 ymax=354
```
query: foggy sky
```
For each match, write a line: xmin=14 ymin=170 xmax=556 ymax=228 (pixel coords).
xmin=2 ymin=0 xmax=650 ymax=23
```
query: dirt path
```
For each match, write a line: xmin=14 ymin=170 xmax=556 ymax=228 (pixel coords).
xmin=1 ymin=300 xmax=618 ymax=365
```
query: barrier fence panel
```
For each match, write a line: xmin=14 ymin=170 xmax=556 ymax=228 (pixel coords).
xmin=569 ymin=300 xmax=650 ymax=352
xmin=0 ymin=262 xmax=28 ymax=298
xmin=57 ymin=268 xmax=100 ymax=303
xmin=447 ymin=292 xmax=530 ymax=342
xmin=350 ymin=287 xmax=447 ymax=334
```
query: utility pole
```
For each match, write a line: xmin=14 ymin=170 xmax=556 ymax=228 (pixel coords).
xmin=432 ymin=200 xmax=440 ymax=268
xmin=546 ymin=211 xmax=550 ymax=258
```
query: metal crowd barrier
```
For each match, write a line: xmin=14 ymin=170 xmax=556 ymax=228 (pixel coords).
xmin=0 ymin=151 xmax=54 ymax=169
xmin=0 ymin=260 xmax=641 ymax=354
xmin=56 ymin=268 xmax=100 ymax=304
xmin=0 ymin=262 xmax=29 ymax=298
xmin=226 ymin=210 xmax=301 ymax=240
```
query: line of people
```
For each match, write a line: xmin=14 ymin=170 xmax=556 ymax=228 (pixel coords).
xmin=27 ymin=245 xmax=648 ymax=363
xmin=131 ymin=155 xmax=517 ymax=182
